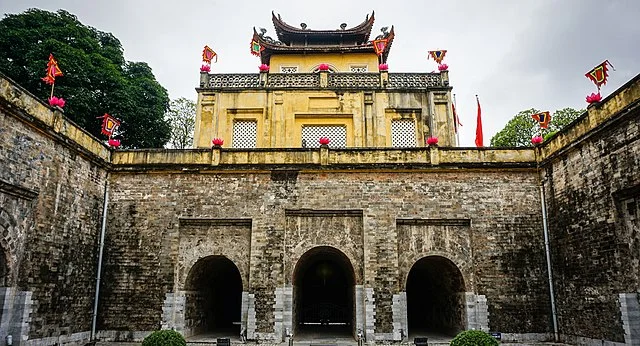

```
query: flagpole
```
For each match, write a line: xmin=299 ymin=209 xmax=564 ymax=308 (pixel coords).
xmin=50 ymin=83 xmax=55 ymax=99
xmin=453 ymin=94 xmax=460 ymax=147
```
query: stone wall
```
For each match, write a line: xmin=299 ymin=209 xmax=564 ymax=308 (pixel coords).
xmin=101 ymin=167 xmax=551 ymax=339
xmin=0 ymin=77 xmax=108 ymax=344
xmin=542 ymin=83 xmax=640 ymax=343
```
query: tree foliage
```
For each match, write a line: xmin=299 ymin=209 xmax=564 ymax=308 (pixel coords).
xmin=0 ymin=9 xmax=170 ymax=148
xmin=490 ymin=107 xmax=584 ymax=147
xmin=141 ymin=330 xmax=186 ymax=346
xmin=165 ymin=98 xmax=196 ymax=149
xmin=450 ymin=330 xmax=499 ymax=346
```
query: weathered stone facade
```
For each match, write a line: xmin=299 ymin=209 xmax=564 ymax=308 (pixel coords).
xmin=541 ymin=76 xmax=640 ymax=345
xmin=0 ymin=75 xmax=109 ymax=345
xmin=1 ymin=67 xmax=640 ymax=345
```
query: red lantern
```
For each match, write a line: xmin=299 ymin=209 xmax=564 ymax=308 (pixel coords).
xmin=426 ymin=137 xmax=439 ymax=146
xmin=259 ymin=64 xmax=270 ymax=72
xmin=212 ymin=138 xmax=224 ymax=147
xmin=318 ymin=64 xmax=330 ymax=71
xmin=531 ymin=136 xmax=543 ymax=145
xmin=438 ymin=64 xmax=449 ymax=71
xmin=319 ymin=137 xmax=330 ymax=145
xmin=378 ymin=63 xmax=389 ymax=71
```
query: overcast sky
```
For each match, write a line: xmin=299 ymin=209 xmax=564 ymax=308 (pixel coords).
xmin=2 ymin=0 xmax=639 ymax=146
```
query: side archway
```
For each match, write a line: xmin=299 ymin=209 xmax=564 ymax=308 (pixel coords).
xmin=184 ymin=255 xmax=243 ymax=337
xmin=406 ymin=255 xmax=466 ymax=336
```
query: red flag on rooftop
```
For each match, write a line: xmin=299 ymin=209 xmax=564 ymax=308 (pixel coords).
xmin=531 ymin=111 xmax=552 ymax=129
xmin=585 ymin=60 xmax=614 ymax=89
xmin=98 ymin=113 xmax=121 ymax=138
xmin=452 ymin=102 xmax=462 ymax=133
xmin=475 ymin=96 xmax=483 ymax=147
xmin=202 ymin=45 xmax=217 ymax=64
xmin=41 ymin=54 xmax=63 ymax=85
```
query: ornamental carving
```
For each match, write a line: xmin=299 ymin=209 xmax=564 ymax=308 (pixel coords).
xmin=205 ymin=72 xmax=442 ymax=89
xmin=209 ymin=74 xmax=260 ymax=88
xmin=328 ymin=73 xmax=380 ymax=88
xmin=267 ymin=73 xmax=320 ymax=88
xmin=387 ymin=73 xmax=441 ymax=89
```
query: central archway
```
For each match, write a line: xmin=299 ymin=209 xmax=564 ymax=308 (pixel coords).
xmin=185 ymin=255 xmax=242 ymax=337
xmin=406 ymin=256 xmax=466 ymax=337
xmin=293 ymin=246 xmax=355 ymax=339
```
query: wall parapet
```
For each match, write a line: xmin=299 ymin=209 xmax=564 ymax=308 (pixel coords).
xmin=203 ymin=72 xmax=445 ymax=90
xmin=540 ymin=73 xmax=640 ymax=162
xmin=0 ymin=73 xmax=110 ymax=164
xmin=110 ymin=147 xmax=535 ymax=171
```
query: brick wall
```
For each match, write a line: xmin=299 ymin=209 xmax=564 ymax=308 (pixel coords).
xmin=543 ymin=102 xmax=640 ymax=342
xmin=101 ymin=168 xmax=551 ymax=336
xmin=0 ymin=95 xmax=107 ymax=342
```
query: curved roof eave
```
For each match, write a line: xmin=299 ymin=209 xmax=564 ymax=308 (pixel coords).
xmin=271 ymin=11 xmax=375 ymax=41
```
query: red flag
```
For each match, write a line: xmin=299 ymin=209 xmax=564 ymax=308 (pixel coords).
xmin=97 ymin=113 xmax=121 ymax=137
xmin=42 ymin=54 xmax=63 ymax=85
xmin=452 ymin=103 xmax=462 ymax=133
xmin=531 ymin=111 xmax=552 ymax=129
xmin=585 ymin=60 xmax=614 ymax=89
xmin=475 ymin=96 xmax=483 ymax=147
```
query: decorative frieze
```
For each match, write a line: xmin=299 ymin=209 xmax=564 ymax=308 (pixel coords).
xmin=203 ymin=72 xmax=442 ymax=90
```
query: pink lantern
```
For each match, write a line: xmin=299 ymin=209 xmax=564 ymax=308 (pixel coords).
xmin=586 ymin=92 xmax=602 ymax=104
xmin=319 ymin=137 xmax=330 ymax=145
xmin=212 ymin=138 xmax=224 ymax=147
xmin=48 ymin=96 xmax=66 ymax=108
xmin=108 ymin=139 xmax=121 ymax=148
xmin=378 ymin=63 xmax=389 ymax=71
xmin=318 ymin=64 xmax=330 ymax=71
xmin=438 ymin=63 xmax=449 ymax=71
xmin=531 ymin=136 xmax=543 ymax=145
xmin=259 ymin=64 xmax=270 ymax=72
xmin=200 ymin=64 xmax=211 ymax=73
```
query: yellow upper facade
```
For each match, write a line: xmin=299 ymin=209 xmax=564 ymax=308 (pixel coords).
xmin=194 ymin=13 xmax=455 ymax=149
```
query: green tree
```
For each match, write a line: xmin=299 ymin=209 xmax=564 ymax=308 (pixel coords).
xmin=490 ymin=107 xmax=584 ymax=147
xmin=165 ymin=98 xmax=196 ymax=149
xmin=0 ymin=9 xmax=170 ymax=148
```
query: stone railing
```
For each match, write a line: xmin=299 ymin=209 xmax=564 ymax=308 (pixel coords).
xmin=202 ymin=71 xmax=445 ymax=90
xmin=111 ymin=147 xmax=536 ymax=169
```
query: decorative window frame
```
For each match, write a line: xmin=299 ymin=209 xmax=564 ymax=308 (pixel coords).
xmin=232 ymin=120 xmax=258 ymax=148
xmin=384 ymin=108 xmax=423 ymax=147
xmin=349 ymin=65 xmax=368 ymax=73
xmin=223 ymin=108 xmax=265 ymax=148
xmin=293 ymin=115 xmax=354 ymax=148
xmin=280 ymin=66 xmax=299 ymax=74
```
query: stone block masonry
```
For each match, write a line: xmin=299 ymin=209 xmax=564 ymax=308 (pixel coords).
xmin=542 ymin=84 xmax=640 ymax=344
xmin=101 ymin=168 xmax=551 ymax=340
xmin=0 ymin=76 xmax=108 ymax=345
xmin=1 ymin=71 xmax=639 ymax=345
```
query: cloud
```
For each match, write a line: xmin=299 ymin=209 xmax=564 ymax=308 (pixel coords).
xmin=2 ymin=0 xmax=639 ymax=146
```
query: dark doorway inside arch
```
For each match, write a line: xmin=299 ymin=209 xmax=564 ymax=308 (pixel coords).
xmin=0 ymin=246 xmax=7 ymax=286
xmin=185 ymin=256 xmax=242 ymax=337
xmin=293 ymin=247 xmax=355 ymax=339
xmin=406 ymin=256 xmax=466 ymax=337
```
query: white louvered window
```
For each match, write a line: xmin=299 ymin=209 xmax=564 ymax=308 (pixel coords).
xmin=350 ymin=65 xmax=368 ymax=73
xmin=232 ymin=121 xmax=257 ymax=148
xmin=301 ymin=125 xmax=347 ymax=148
xmin=391 ymin=119 xmax=417 ymax=147
xmin=280 ymin=66 xmax=298 ymax=73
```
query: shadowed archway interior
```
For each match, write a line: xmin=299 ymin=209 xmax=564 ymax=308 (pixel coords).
xmin=185 ymin=255 xmax=242 ymax=336
xmin=293 ymin=246 xmax=355 ymax=339
xmin=406 ymin=256 xmax=466 ymax=337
